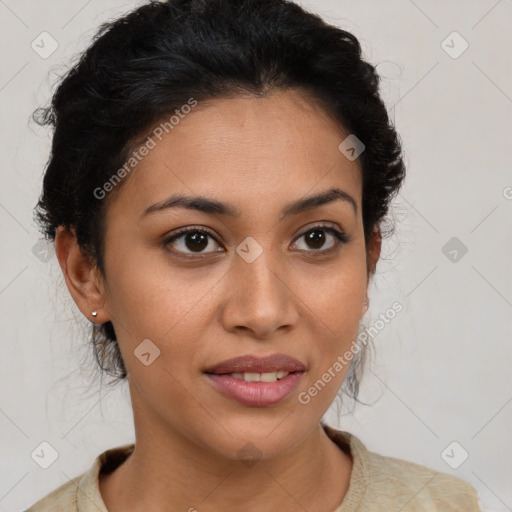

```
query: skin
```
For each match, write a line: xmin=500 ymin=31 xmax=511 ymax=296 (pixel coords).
xmin=56 ymin=89 xmax=381 ymax=512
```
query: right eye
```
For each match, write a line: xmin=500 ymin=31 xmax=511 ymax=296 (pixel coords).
xmin=163 ymin=227 xmax=224 ymax=257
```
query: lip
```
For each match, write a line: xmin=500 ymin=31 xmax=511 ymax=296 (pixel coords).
xmin=203 ymin=353 xmax=306 ymax=407
xmin=203 ymin=353 xmax=306 ymax=374
xmin=205 ymin=372 xmax=304 ymax=407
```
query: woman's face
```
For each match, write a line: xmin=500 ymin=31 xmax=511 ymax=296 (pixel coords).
xmin=96 ymin=89 xmax=379 ymax=460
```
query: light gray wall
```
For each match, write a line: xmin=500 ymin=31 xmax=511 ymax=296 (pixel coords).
xmin=0 ymin=1 xmax=510 ymax=510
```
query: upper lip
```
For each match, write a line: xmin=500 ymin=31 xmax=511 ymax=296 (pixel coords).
xmin=204 ymin=353 xmax=306 ymax=374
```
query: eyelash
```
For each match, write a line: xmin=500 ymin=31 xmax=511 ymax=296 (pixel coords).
xmin=163 ymin=223 xmax=350 ymax=259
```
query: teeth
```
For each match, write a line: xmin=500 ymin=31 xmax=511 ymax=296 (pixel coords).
xmin=228 ymin=371 xmax=290 ymax=382
xmin=260 ymin=371 xmax=277 ymax=382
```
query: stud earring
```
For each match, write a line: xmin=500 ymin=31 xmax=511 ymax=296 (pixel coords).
xmin=91 ymin=303 xmax=105 ymax=321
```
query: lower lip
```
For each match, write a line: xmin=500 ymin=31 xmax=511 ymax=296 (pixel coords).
xmin=205 ymin=372 xmax=304 ymax=407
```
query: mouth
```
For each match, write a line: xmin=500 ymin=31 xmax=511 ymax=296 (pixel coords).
xmin=219 ymin=370 xmax=294 ymax=383
xmin=203 ymin=353 xmax=306 ymax=407
xmin=203 ymin=353 xmax=306 ymax=374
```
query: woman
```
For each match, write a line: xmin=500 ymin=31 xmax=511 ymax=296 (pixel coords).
xmin=26 ymin=0 xmax=480 ymax=510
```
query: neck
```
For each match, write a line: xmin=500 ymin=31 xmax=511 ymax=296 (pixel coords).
xmin=99 ymin=402 xmax=352 ymax=512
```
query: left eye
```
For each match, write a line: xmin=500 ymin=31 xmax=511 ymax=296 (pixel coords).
xmin=292 ymin=226 xmax=349 ymax=252
xmin=164 ymin=225 xmax=349 ymax=257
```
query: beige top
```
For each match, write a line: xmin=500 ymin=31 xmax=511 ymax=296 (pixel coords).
xmin=25 ymin=424 xmax=480 ymax=511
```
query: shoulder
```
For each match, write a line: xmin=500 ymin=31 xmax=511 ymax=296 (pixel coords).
xmin=363 ymin=446 xmax=480 ymax=511
xmin=23 ymin=473 xmax=83 ymax=512
xmin=323 ymin=425 xmax=480 ymax=512
xmin=23 ymin=443 xmax=134 ymax=512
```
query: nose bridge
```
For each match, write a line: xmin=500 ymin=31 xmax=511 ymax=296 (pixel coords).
xmin=237 ymin=235 xmax=285 ymax=303
xmin=223 ymin=235 xmax=298 ymax=335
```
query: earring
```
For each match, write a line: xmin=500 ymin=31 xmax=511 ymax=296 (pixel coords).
xmin=91 ymin=303 xmax=104 ymax=321
xmin=363 ymin=297 xmax=369 ymax=310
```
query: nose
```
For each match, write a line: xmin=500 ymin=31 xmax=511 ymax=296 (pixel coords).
xmin=219 ymin=243 xmax=300 ymax=339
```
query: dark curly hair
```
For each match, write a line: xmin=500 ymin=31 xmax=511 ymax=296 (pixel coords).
xmin=33 ymin=0 xmax=406 ymax=398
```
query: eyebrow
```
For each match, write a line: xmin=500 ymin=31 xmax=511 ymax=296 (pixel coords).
xmin=140 ymin=187 xmax=358 ymax=219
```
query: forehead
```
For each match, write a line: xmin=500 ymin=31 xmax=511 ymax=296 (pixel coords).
xmin=107 ymin=89 xmax=363 ymax=219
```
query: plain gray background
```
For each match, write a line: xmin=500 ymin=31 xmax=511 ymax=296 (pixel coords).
xmin=1 ymin=1 xmax=511 ymax=510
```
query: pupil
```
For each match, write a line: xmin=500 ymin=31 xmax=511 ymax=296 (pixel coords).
xmin=307 ymin=230 xmax=325 ymax=249
xmin=186 ymin=232 xmax=208 ymax=252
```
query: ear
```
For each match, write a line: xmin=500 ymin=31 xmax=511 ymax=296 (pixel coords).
xmin=366 ymin=224 xmax=382 ymax=276
xmin=362 ymin=225 xmax=382 ymax=315
xmin=55 ymin=226 xmax=109 ymax=324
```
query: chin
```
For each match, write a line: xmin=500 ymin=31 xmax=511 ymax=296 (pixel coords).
xmin=190 ymin=409 xmax=315 ymax=462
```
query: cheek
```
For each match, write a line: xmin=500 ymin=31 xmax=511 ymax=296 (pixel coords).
xmin=103 ymin=259 xmax=207 ymax=419
xmin=102 ymin=246 xmax=222 ymax=377
xmin=297 ymin=258 xmax=367 ymax=398
xmin=301 ymin=256 xmax=367 ymax=334
xmin=105 ymin=273 xmax=184 ymax=342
